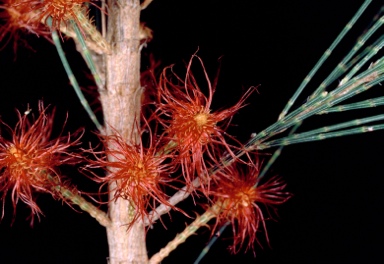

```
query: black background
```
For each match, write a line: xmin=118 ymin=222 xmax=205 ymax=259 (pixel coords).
xmin=1 ymin=1 xmax=384 ymax=263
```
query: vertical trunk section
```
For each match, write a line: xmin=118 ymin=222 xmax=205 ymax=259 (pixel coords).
xmin=101 ymin=1 xmax=147 ymax=263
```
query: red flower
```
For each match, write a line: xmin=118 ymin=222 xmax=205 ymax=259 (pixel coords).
xmin=0 ymin=104 xmax=82 ymax=224
xmin=88 ymin=126 xmax=179 ymax=227
xmin=26 ymin=0 xmax=90 ymax=32
xmin=209 ymin=162 xmax=291 ymax=254
xmin=156 ymin=55 xmax=255 ymax=191
xmin=0 ymin=0 xmax=48 ymax=50
xmin=0 ymin=0 xmax=91 ymax=40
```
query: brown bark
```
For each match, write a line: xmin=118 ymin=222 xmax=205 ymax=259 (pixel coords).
xmin=100 ymin=0 xmax=147 ymax=263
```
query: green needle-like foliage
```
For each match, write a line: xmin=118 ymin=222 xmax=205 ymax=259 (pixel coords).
xmin=51 ymin=25 xmax=103 ymax=131
xmin=70 ymin=20 xmax=103 ymax=89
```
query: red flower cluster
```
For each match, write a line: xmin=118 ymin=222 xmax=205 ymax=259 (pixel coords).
xmin=0 ymin=104 xmax=81 ymax=224
xmin=155 ymin=55 xmax=255 ymax=192
xmin=85 ymin=56 xmax=255 ymax=228
xmin=209 ymin=162 xmax=291 ymax=254
xmin=85 ymin=56 xmax=289 ymax=255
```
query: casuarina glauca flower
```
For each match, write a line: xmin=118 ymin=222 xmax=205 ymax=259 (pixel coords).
xmin=21 ymin=0 xmax=91 ymax=31
xmin=209 ymin=161 xmax=291 ymax=254
xmin=155 ymin=55 xmax=255 ymax=193
xmin=0 ymin=0 xmax=49 ymax=50
xmin=0 ymin=103 xmax=82 ymax=224
xmin=88 ymin=124 xmax=180 ymax=227
xmin=1 ymin=0 xmax=92 ymax=38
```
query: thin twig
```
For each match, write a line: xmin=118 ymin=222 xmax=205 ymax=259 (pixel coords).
xmin=141 ymin=0 xmax=155 ymax=10
xmin=54 ymin=185 xmax=112 ymax=227
xmin=148 ymin=203 xmax=220 ymax=264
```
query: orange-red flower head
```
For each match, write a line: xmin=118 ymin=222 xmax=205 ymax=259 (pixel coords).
xmin=0 ymin=104 xmax=82 ymax=224
xmin=156 ymin=55 xmax=255 ymax=191
xmin=210 ymin=162 xmax=291 ymax=254
xmin=89 ymin=126 xmax=179 ymax=227
xmin=26 ymin=0 xmax=90 ymax=32
xmin=0 ymin=0 xmax=92 ymax=49
xmin=0 ymin=0 xmax=48 ymax=51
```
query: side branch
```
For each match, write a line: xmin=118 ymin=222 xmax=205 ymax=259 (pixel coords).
xmin=141 ymin=0 xmax=155 ymax=10
xmin=145 ymin=178 xmax=200 ymax=226
xmin=54 ymin=185 xmax=111 ymax=227
xmin=148 ymin=203 xmax=221 ymax=264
